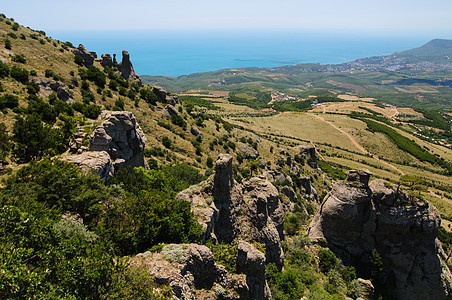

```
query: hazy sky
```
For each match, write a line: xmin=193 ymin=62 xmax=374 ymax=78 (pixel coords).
xmin=2 ymin=0 xmax=452 ymax=36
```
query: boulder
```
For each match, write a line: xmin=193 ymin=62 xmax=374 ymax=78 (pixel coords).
xmin=281 ymin=185 xmax=296 ymax=200
xmin=153 ymin=86 xmax=168 ymax=102
xmin=162 ymin=104 xmax=179 ymax=118
xmin=190 ymin=125 xmax=201 ymax=137
xmin=309 ymin=170 xmax=452 ymax=299
xmin=236 ymin=241 xmax=271 ymax=299
xmin=63 ymin=151 xmax=113 ymax=183
xmin=130 ymin=243 xmax=268 ymax=300
xmin=88 ymin=111 xmax=148 ymax=171
xmin=73 ymin=44 xmax=95 ymax=67
xmin=101 ymin=53 xmax=113 ymax=68
xmin=237 ymin=142 xmax=259 ymax=159
xmin=296 ymin=144 xmax=318 ymax=168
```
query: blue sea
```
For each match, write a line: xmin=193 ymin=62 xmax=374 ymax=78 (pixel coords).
xmin=48 ymin=30 xmax=431 ymax=77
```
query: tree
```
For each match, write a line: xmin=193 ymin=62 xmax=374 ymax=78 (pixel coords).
xmin=12 ymin=113 xmax=66 ymax=163
xmin=0 ymin=122 xmax=11 ymax=159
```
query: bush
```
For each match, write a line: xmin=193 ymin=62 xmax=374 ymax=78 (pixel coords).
xmin=74 ymin=55 xmax=84 ymax=65
xmin=318 ymin=249 xmax=337 ymax=272
xmin=162 ymin=136 xmax=172 ymax=149
xmin=171 ymin=114 xmax=186 ymax=128
xmin=11 ymin=54 xmax=26 ymax=63
xmin=4 ymin=38 xmax=12 ymax=49
xmin=0 ymin=94 xmax=19 ymax=109
xmin=0 ymin=61 xmax=9 ymax=78
xmin=12 ymin=113 xmax=67 ymax=163
xmin=11 ymin=22 xmax=19 ymax=31
xmin=114 ymin=98 xmax=125 ymax=111
xmin=80 ymin=66 xmax=106 ymax=87
xmin=10 ymin=65 xmax=29 ymax=83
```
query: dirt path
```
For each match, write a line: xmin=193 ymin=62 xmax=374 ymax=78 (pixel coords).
xmin=311 ymin=113 xmax=369 ymax=154
xmin=309 ymin=113 xmax=405 ymax=175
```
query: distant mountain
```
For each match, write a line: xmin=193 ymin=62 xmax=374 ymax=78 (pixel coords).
xmin=396 ymin=39 xmax=452 ymax=63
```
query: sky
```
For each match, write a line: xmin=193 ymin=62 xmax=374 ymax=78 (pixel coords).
xmin=2 ymin=0 xmax=452 ymax=37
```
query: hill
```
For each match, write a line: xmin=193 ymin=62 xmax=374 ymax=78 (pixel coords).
xmin=1 ymin=13 xmax=452 ymax=300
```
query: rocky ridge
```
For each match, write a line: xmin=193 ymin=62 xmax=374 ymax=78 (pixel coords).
xmin=177 ymin=154 xmax=285 ymax=270
xmin=309 ymin=169 xmax=452 ymax=299
xmin=131 ymin=241 xmax=269 ymax=300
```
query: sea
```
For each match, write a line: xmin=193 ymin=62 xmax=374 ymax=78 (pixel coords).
xmin=48 ymin=30 xmax=432 ymax=77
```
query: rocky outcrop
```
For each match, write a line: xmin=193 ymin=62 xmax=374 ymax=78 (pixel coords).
xmin=73 ymin=44 xmax=95 ymax=67
xmin=88 ymin=111 xmax=148 ymax=170
xmin=32 ymin=77 xmax=71 ymax=101
xmin=309 ymin=170 xmax=452 ymax=299
xmin=117 ymin=50 xmax=141 ymax=85
xmin=177 ymin=154 xmax=285 ymax=270
xmin=162 ymin=104 xmax=179 ymax=118
xmin=190 ymin=125 xmax=201 ymax=137
xmin=131 ymin=242 xmax=270 ymax=300
xmin=100 ymin=53 xmax=113 ymax=68
xmin=63 ymin=111 xmax=148 ymax=182
xmin=63 ymin=151 xmax=113 ymax=183
xmin=296 ymin=144 xmax=318 ymax=168
xmin=153 ymin=86 xmax=180 ymax=105
xmin=237 ymin=142 xmax=259 ymax=159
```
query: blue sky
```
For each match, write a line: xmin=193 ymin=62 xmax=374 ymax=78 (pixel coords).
xmin=2 ymin=0 xmax=452 ymax=36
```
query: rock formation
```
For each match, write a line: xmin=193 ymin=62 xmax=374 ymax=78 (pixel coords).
xmin=100 ymin=53 xmax=113 ymax=68
xmin=153 ymin=86 xmax=180 ymax=105
xmin=177 ymin=154 xmax=285 ymax=270
xmin=237 ymin=142 xmax=259 ymax=159
xmin=73 ymin=44 xmax=95 ymax=67
xmin=117 ymin=50 xmax=141 ymax=85
xmin=131 ymin=242 xmax=270 ymax=300
xmin=88 ymin=111 xmax=148 ymax=170
xmin=309 ymin=169 xmax=452 ymax=299
xmin=62 ymin=111 xmax=148 ymax=182
xmin=32 ymin=77 xmax=71 ymax=101
xmin=64 ymin=151 xmax=113 ymax=184
xmin=161 ymin=104 xmax=179 ymax=118
xmin=296 ymin=144 xmax=318 ymax=168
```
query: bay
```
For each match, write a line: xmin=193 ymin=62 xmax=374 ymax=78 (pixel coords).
xmin=48 ymin=29 xmax=429 ymax=77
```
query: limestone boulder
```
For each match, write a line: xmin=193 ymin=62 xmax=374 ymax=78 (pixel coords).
xmin=73 ymin=44 xmax=95 ymax=67
xmin=89 ymin=111 xmax=148 ymax=170
xmin=131 ymin=243 xmax=268 ymax=300
xmin=237 ymin=142 xmax=259 ymax=159
xmin=190 ymin=125 xmax=201 ymax=137
xmin=309 ymin=170 xmax=452 ymax=299
xmin=63 ymin=151 xmax=113 ymax=183
xmin=162 ymin=104 xmax=179 ymax=118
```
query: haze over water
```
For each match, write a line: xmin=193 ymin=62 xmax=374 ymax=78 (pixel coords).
xmin=50 ymin=30 xmax=431 ymax=77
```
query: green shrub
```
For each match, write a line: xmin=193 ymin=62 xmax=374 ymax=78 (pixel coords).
xmin=318 ymin=249 xmax=337 ymax=272
xmin=0 ymin=61 xmax=9 ymax=78
xmin=206 ymin=243 xmax=238 ymax=273
xmin=11 ymin=22 xmax=19 ymax=31
xmin=7 ymin=32 xmax=17 ymax=39
xmin=4 ymin=38 xmax=11 ymax=49
xmin=162 ymin=136 xmax=172 ymax=149
xmin=0 ymin=94 xmax=19 ymax=109
xmin=10 ymin=65 xmax=29 ymax=83
xmin=11 ymin=54 xmax=26 ymax=63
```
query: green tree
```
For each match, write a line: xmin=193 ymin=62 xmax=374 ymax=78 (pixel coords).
xmin=0 ymin=122 xmax=11 ymax=159
xmin=11 ymin=113 xmax=66 ymax=163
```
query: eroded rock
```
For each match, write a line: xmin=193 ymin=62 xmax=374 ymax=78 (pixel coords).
xmin=309 ymin=170 xmax=452 ymax=299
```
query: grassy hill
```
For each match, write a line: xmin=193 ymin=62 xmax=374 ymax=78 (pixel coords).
xmin=1 ymin=13 xmax=452 ymax=300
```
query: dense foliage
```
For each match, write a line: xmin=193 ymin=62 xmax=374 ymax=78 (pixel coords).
xmin=0 ymin=158 xmax=204 ymax=298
